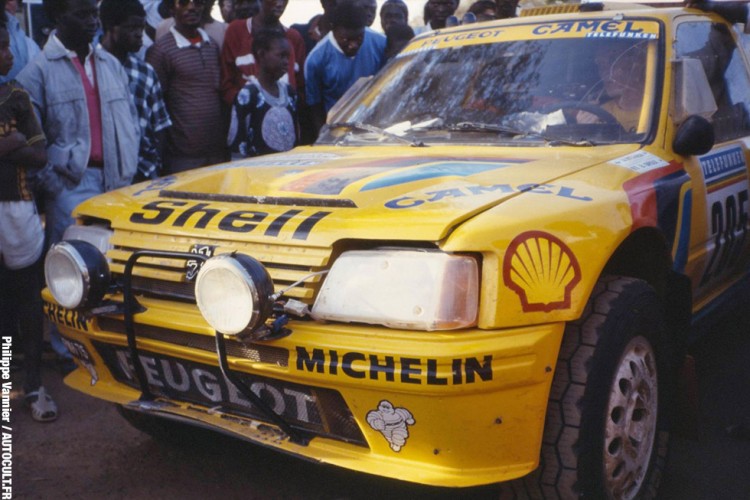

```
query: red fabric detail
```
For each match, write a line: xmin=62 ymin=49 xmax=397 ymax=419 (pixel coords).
xmin=71 ymin=56 xmax=103 ymax=165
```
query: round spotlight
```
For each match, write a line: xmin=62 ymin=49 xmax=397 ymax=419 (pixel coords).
xmin=195 ymin=254 xmax=275 ymax=335
xmin=45 ymin=240 xmax=111 ymax=309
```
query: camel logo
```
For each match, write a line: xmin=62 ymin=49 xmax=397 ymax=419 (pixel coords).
xmin=503 ymin=231 xmax=581 ymax=312
xmin=366 ymin=400 xmax=416 ymax=452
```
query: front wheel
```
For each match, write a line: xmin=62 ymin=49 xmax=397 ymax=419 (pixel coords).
xmin=507 ymin=276 xmax=673 ymax=499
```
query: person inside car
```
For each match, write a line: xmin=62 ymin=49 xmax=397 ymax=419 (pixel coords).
xmin=576 ymin=42 xmax=647 ymax=133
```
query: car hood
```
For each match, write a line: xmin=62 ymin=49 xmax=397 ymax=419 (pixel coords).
xmin=77 ymin=144 xmax=641 ymax=245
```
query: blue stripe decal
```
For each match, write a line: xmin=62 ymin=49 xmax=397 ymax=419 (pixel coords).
xmin=359 ymin=162 xmax=514 ymax=192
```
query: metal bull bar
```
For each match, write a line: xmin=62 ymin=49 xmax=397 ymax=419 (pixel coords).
xmin=122 ymin=250 xmax=310 ymax=445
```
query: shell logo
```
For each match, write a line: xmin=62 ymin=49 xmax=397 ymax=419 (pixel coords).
xmin=503 ymin=231 xmax=581 ymax=312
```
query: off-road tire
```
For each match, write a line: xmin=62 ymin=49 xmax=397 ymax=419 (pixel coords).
xmin=502 ymin=276 xmax=673 ymax=499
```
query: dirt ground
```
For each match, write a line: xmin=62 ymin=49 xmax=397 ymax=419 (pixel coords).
xmin=8 ymin=305 xmax=750 ymax=499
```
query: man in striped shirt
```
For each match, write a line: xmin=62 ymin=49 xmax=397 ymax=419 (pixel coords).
xmin=147 ymin=0 xmax=228 ymax=173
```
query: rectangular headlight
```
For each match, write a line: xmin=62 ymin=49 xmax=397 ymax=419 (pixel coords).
xmin=62 ymin=224 xmax=113 ymax=255
xmin=312 ymin=249 xmax=479 ymax=331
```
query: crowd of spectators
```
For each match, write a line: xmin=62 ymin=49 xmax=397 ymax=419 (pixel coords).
xmin=0 ymin=0 xmax=518 ymax=424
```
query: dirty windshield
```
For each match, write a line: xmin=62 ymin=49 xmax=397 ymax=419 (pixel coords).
xmin=319 ymin=20 xmax=660 ymax=146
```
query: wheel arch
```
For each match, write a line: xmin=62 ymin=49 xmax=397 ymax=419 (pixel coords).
xmin=602 ymin=227 xmax=692 ymax=352
xmin=603 ymin=227 xmax=672 ymax=293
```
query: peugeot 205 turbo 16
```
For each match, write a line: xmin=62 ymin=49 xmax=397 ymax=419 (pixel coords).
xmin=42 ymin=2 xmax=750 ymax=498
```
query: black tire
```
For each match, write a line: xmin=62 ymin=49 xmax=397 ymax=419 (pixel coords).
xmin=503 ymin=276 xmax=673 ymax=499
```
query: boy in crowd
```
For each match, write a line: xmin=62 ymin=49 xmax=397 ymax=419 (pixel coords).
xmin=233 ymin=0 xmax=261 ymax=20
xmin=139 ymin=0 xmax=164 ymax=40
xmin=380 ymin=0 xmax=409 ymax=33
xmin=147 ymin=0 xmax=227 ymax=173
xmin=305 ymin=0 xmax=385 ymax=136
xmin=290 ymin=0 xmax=336 ymax=144
xmin=496 ymin=0 xmax=519 ymax=19
xmin=355 ymin=0 xmax=377 ymax=27
xmin=290 ymin=0 xmax=336 ymax=55
xmin=468 ymin=0 xmax=498 ymax=22
xmin=1 ymin=0 xmax=40 ymax=83
xmin=0 ymin=16 xmax=55 ymax=421
xmin=219 ymin=0 xmax=234 ymax=22
xmin=414 ymin=0 xmax=458 ymax=33
xmin=227 ymin=29 xmax=299 ymax=157
xmin=385 ymin=23 xmax=414 ymax=60
xmin=220 ymin=0 xmax=306 ymax=106
xmin=100 ymin=0 xmax=171 ymax=182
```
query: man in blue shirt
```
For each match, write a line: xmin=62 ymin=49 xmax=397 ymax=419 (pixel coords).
xmin=305 ymin=0 xmax=385 ymax=136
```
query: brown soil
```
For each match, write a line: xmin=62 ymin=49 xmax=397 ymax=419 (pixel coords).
xmin=9 ymin=309 xmax=750 ymax=499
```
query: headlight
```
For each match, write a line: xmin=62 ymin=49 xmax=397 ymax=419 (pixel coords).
xmin=312 ymin=249 xmax=479 ymax=331
xmin=62 ymin=224 xmax=113 ymax=255
xmin=45 ymin=240 xmax=111 ymax=309
xmin=195 ymin=254 xmax=275 ymax=335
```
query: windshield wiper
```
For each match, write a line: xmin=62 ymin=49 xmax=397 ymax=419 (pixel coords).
xmin=325 ymin=121 xmax=427 ymax=147
xmin=447 ymin=122 xmax=596 ymax=146
xmin=446 ymin=121 xmax=532 ymax=137
xmin=546 ymin=138 xmax=596 ymax=146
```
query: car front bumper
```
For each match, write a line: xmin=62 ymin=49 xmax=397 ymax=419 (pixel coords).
xmin=46 ymin=289 xmax=563 ymax=487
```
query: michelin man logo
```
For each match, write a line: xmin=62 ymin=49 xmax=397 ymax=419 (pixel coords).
xmin=366 ymin=400 xmax=415 ymax=452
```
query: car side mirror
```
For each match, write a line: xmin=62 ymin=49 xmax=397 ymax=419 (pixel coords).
xmin=673 ymin=115 xmax=714 ymax=157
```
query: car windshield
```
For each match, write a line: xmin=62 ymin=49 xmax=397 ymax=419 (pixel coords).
xmin=319 ymin=20 xmax=660 ymax=146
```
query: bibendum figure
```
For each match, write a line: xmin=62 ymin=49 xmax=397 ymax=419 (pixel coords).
xmin=366 ymin=400 xmax=416 ymax=452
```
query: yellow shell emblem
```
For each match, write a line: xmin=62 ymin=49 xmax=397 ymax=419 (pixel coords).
xmin=503 ymin=231 xmax=581 ymax=312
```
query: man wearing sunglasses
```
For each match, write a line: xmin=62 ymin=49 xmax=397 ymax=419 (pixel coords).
xmin=147 ymin=0 xmax=228 ymax=173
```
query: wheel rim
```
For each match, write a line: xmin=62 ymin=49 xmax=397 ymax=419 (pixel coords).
xmin=603 ymin=335 xmax=659 ymax=500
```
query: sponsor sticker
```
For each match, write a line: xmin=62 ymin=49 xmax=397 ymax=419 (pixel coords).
xmin=503 ymin=230 xmax=582 ymax=312
xmin=697 ymin=146 xmax=750 ymax=286
xmin=366 ymin=400 xmax=415 ymax=452
xmin=185 ymin=244 xmax=216 ymax=281
xmin=60 ymin=337 xmax=98 ymax=385
xmin=97 ymin=344 xmax=326 ymax=427
xmin=610 ymin=151 xmax=669 ymax=173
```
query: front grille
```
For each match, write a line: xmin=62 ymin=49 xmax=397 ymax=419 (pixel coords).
xmin=107 ymin=231 xmax=332 ymax=303
xmin=97 ymin=317 xmax=289 ymax=366
xmin=130 ymin=276 xmax=196 ymax=301
xmin=93 ymin=341 xmax=367 ymax=446
xmin=96 ymin=232 xmax=363 ymax=445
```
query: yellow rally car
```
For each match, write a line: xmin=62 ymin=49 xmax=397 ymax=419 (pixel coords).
xmin=43 ymin=2 xmax=750 ymax=498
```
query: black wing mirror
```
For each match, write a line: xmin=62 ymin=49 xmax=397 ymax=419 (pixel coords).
xmin=673 ymin=115 xmax=714 ymax=157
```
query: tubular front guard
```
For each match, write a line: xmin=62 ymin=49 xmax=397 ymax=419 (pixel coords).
xmin=44 ymin=254 xmax=564 ymax=487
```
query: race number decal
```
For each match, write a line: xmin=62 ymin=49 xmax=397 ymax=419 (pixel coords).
xmin=699 ymin=146 xmax=750 ymax=285
xmin=185 ymin=244 xmax=216 ymax=281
